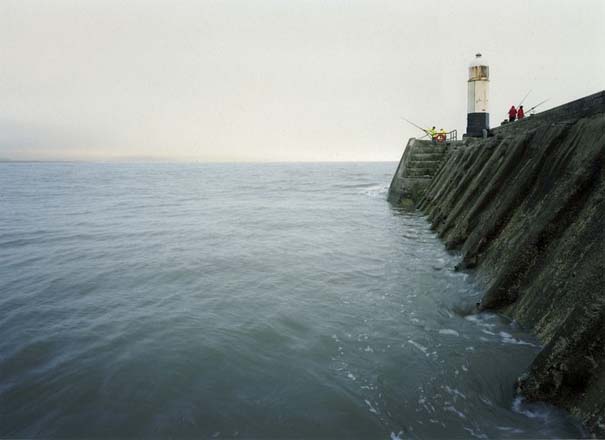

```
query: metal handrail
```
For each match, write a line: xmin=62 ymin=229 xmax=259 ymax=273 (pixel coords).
xmin=446 ymin=130 xmax=457 ymax=142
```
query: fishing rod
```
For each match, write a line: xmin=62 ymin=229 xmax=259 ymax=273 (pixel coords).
xmin=518 ymin=90 xmax=531 ymax=107
xmin=402 ymin=117 xmax=432 ymax=139
xmin=525 ymin=98 xmax=549 ymax=114
xmin=402 ymin=117 xmax=429 ymax=133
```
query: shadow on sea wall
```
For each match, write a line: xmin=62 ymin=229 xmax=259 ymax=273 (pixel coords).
xmin=390 ymin=91 xmax=605 ymax=435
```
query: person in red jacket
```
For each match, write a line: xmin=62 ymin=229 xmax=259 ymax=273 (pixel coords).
xmin=508 ymin=105 xmax=517 ymax=122
xmin=517 ymin=105 xmax=525 ymax=120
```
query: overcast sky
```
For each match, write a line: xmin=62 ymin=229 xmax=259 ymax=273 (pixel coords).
xmin=1 ymin=0 xmax=603 ymax=162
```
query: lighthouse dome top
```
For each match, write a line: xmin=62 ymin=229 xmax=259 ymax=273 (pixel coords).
xmin=469 ymin=53 xmax=489 ymax=67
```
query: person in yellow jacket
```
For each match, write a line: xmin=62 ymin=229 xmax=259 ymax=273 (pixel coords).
xmin=426 ymin=126 xmax=437 ymax=142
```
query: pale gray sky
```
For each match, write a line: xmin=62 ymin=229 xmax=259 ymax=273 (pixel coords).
xmin=1 ymin=0 xmax=604 ymax=161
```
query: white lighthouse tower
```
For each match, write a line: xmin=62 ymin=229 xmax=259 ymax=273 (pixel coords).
xmin=466 ymin=53 xmax=490 ymax=137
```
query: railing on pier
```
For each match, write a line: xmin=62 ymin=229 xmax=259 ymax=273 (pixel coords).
xmin=446 ymin=130 xmax=458 ymax=142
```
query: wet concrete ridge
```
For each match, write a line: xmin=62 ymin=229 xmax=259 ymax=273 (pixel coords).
xmin=389 ymin=90 xmax=605 ymax=436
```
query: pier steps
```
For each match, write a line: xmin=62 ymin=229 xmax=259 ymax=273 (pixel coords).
xmin=387 ymin=139 xmax=461 ymax=204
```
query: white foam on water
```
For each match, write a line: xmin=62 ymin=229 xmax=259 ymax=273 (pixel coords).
xmin=362 ymin=184 xmax=389 ymax=197
xmin=465 ymin=314 xmax=496 ymax=327
xmin=438 ymin=329 xmax=460 ymax=337
xmin=479 ymin=396 xmax=494 ymax=407
xmin=390 ymin=430 xmax=404 ymax=440
xmin=500 ymin=333 xmax=539 ymax=347
xmin=347 ymin=372 xmax=356 ymax=381
xmin=444 ymin=405 xmax=466 ymax=419
xmin=407 ymin=340 xmax=429 ymax=356
xmin=364 ymin=399 xmax=378 ymax=414
xmin=418 ymin=396 xmax=436 ymax=414
xmin=463 ymin=426 xmax=488 ymax=439
xmin=429 ymin=418 xmax=446 ymax=428
xmin=496 ymin=426 xmax=525 ymax=434
xmin=512 ymin=396 xmax=552 ymax=421
xmin=444 ymin=385 xmax=467 ymax=400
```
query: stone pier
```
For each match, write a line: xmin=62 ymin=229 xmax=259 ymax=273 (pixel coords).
xmin=389 ymin=90 xmax=605 ymax=436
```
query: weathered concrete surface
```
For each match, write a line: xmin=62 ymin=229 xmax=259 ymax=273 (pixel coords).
xmin=415 ymin=91 xmax=605 ymax=435
xmin=388 ymin=138 xmax=459 ymax=206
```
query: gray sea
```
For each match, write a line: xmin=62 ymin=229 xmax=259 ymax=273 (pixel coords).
xmin=0 ymin=162 xmax=585 ymax=438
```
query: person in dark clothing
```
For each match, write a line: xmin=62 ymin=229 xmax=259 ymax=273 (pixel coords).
xmin=517 ymin=105 xmax=525 ymax=120
xmin=508 ymin=105 xmax=517 ymax=122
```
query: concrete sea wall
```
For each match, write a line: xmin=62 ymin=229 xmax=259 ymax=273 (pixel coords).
xmin=391 ymin=91 xmax=605 ymax=434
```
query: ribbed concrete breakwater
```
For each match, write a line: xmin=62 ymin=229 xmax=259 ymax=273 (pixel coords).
xmin=391 ymin=91 xmax=605 ymax=435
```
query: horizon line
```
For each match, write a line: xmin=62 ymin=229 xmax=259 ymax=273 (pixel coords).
xmin=0 ymin=158 xmax=399 ymax=165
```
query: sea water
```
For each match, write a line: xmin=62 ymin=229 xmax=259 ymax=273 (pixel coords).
xmin=0 ymin=162 xmax=585 ymax=438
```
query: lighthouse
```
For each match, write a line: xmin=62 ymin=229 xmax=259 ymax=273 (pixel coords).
xmin=466 ymin=53 xmax=490 ymax=137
